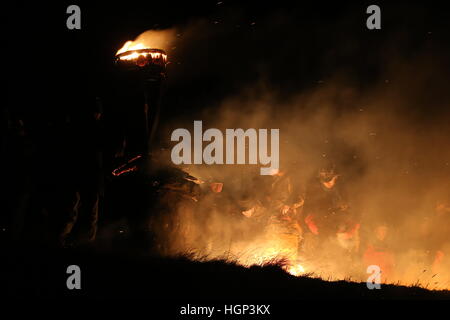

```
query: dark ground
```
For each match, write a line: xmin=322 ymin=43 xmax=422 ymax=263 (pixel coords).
xmin=2 ymin=244 xmax=449 ymax=300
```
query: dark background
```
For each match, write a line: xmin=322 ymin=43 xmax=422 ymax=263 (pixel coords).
xmin=7 ymin=0 xmax=450 ymax=116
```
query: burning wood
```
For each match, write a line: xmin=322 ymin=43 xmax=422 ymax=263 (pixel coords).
xmin=115 ymin=39 xmax=168 ymax=69
xmin=115 ymin=48 xmax=168 ymax=67
xmin=112 ymin=155 xmax=142 ymax=177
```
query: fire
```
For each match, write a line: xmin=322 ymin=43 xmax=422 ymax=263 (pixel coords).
xmin=286 ymin=264 xmax=306 ymax=276
xmin=240 ymin=243 xmax=307 ymax=277
xmin=149 ymin=164 xmax=450 ymax=290
xmin=116 ymin=41 xmax=146 ymax=55
xmin=199 ymin=243 xmax=307 ymax=277
xmin=117 ymin=48 xmax=167 ymax=62
xmin=115 ymin=41 xmax=168 ymax=63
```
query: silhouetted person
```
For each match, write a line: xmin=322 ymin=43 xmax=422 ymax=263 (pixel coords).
xmin=60 ymin=95 xmax=104 ymax=246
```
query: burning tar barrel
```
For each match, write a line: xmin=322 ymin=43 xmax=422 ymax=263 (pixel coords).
xmin=113 ymin=47 xmax=168 ymax=155
xmin=109 ymin=46 xmax=169 ymax=251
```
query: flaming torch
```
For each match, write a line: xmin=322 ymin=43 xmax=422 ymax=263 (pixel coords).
xmin=114 ymin=41 xmax=168 ymax=155
xmin=115 ymin=42 xmax=168 ymax=73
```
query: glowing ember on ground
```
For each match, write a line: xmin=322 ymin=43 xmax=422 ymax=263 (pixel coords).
xmin=286 ymin=264 xmax=306 ymax=276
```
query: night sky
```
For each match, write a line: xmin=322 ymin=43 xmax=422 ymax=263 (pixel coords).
xmin=8 ymin=1 xmax=450 ymax=117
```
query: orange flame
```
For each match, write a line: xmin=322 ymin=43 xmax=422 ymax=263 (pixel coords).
xmin=116 ymin=41 xmax=167 ymax=62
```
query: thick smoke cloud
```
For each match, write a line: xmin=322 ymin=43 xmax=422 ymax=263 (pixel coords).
xmin=134 ymin=6 xmax=450 ymax=288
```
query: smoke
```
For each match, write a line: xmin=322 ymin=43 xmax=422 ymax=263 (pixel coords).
xmin=116 ymin=28 xmax=177 ymax=54
xmin=144 ymin=8 xmax=450 ymax=288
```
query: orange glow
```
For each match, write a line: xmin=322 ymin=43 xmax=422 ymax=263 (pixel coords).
xmin=286 ymin=263 xmax=306 ymax=276
xmin=116 ymin=41 xmax=168 ymax=62
xmin=116 ymin=41 xmax=146 ymax=55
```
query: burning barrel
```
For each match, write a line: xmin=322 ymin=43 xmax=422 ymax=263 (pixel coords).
xmin=115 ymin=48 xmax=168 ymax=75
xmin=110 ymin=44 xmax=169 ymax=251
xmin=114 ymin=46 xmax=168 ymax=155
